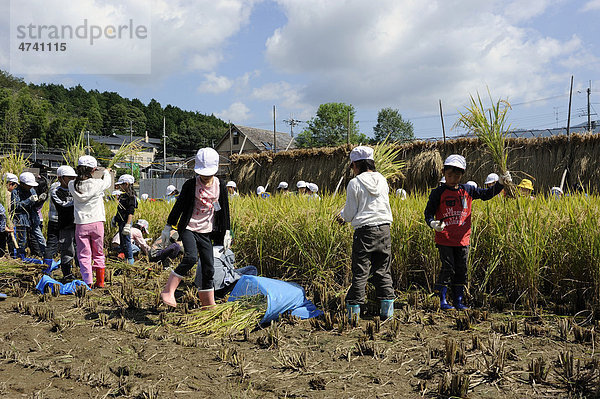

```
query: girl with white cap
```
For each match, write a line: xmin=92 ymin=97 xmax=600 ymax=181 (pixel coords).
xmin=165 ymin=185 xmax=179 ymax=203
xmin=336 ymin=146 xmax=395 ymax=321
xmin=160 ymin=148 xmax=231 ymax=308
xmin=296 ymin=181 xmax=308 ymax=195
xmin=277 ymin=181 xmax=289 ymax=195
xmin=51 ymin=165 xmax=79 ymax=281
xmin=425 ymin=154 xmax=509 ymax=310
xmin=0 ymin=173 xmax=18 ymax=257
xmin=69 ymin=155 xmax=112 ymax=288
xmin=226 ymin=181 xmax=239 ymax=197
xmin=11 ymin=172 xmax=39 ymax=259
xmin=113 ymin=174 xmax=137 ymax=265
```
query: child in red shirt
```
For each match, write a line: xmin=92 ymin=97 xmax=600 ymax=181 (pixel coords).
xmin=424 ymin=154 xmax=510 ymax=310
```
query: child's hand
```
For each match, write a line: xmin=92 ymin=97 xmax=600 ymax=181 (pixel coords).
xmin=335 ymin=213 xmax=345 ymax=225
xmin=429 ymin=220 xmax=446 ymax=232
xmin=5 ymin=227 xmax=13 ymax=233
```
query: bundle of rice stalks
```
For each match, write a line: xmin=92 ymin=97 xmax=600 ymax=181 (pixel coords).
xmin=107 ymin=139 xmax=143 ymax=169
xmin=62 ymin=131 xmax=91 ymax=167
xmin=0 ymin=152 xmax=29 ymax=237
xmin=179 ymin=295 xmax=266 ymax=338
xmin=454 ymin=90 xmax=516 ymax=196
xmin=373 ymin=140 xmax=406 ymax=182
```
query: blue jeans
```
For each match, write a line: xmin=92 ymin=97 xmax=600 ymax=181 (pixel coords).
xmin=118 ymin=222 xmax=133 ymax=260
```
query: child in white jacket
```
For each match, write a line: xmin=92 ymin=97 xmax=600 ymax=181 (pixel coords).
xmin=337 ymin=146 xmax=395 ymax=321
xmin=68 ymin=155 xmax=112 ymax=287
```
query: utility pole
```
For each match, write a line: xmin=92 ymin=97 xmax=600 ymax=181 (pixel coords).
xmin=273 ymin=105 xmax=276 ymax=153
xmin=33 ymin=138 xmax=37 ymax=162
xmin=283 ymin=115 xmax=301 ymax=138
xmin=567 ymin=75 xmax=573 ymax=137
xmin=229 ymin=121 xmax=233 ymax=156
xmin=86 ymin=131 xmax=90 ymax=154
xmin=439 ymin=99 xmax=446 ymax=143
xmin=587 ymin=81 xmax=592 ymax=132
xmin=130 ymin=120 xmax=134 ymax=175
xmin=163 ymin=117 xmax=167 ymax=172
xmin=347 ymin=110 xmax=350 ymax=145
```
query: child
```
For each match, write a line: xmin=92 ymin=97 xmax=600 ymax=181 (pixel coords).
xmin=113 ymin=174 xmax=137 ymax=264
xmin=160 ymin=147 xmax=231 ymax=308
xmin=149 ymin=229 xmax=181 ymax=269
xmin=1 ymin=173 xmax=18 ymax=257
xmin=12 ymin=172 xmax=39 ymax=259
xmin=424 ymin=155 xmax=510 ymax=310
xmin=52 ymin=165 xmax=78 ymax=281
xmin=165 ymin=185 xmax=179 ymax=203
xmin=226 ymin=181 xmax=239 ymax=197
xmin=69 ymin=156 xmax=112 ymax=288
xmin=28 ymin=175 xmax=48 ymax=257
xmin=111 ymin=219 xmax=150 ymax=258
xmin=43 ymin=181 xmax=61 ymax=267
xmin=336 ymin=146 xmax=395 ymax=321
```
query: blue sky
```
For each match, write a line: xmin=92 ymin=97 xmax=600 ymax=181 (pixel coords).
xmin=2 ymin=0 xmax=600 ymax=140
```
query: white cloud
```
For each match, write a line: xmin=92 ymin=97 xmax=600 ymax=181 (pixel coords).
xmin=216 ymin=101 xmax=251 ymax=121
xmin=265 ymin=0 xmax=590 ymax=112
xmin=503 ymin=0 xmax=554 ymax=22
xmin=581 ymin=0 xmax=600 ymax=11
xmin=197 ymin=72 xmax=233 ymax=93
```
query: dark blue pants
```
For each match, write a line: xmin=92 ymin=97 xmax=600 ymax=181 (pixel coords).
xmin=174 ymin=230 xmax=214 ymax=290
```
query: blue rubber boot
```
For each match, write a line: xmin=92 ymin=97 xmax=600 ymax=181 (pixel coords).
xmin=380 ymin=299 xmax=394 ymax=320
xmin=452 ymin=285 xmax=469 ymax=310
xmin=346 ymin=303 xmax=360 ymax=322
xmin=127 ymin=258 xmax=135 ymax=265
xmin=438 ymin=286 xmax=455 ymax=310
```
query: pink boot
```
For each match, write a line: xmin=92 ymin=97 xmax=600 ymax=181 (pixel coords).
xmin=198 ymin=289 xmax=216 ymax=310
xmin=160 ymin=272 xmax=182 ymax=307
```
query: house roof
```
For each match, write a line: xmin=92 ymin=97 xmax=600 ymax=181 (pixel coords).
xmin=216 ymin=124 xmax=296 ymax=152
xmin=89 ymin=134 xmax=161 ymax=149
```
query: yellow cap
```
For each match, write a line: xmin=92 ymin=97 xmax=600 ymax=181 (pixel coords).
xmin=517 ymin=178 xmax=534 ymax=191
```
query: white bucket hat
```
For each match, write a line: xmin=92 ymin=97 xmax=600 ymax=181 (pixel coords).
xmin=226 ymin=181 xmax=237 ymax=188
xmin=136 ymin=219 xmax=149 ymax=233
xmin=296 ymin=180 xmax=307 ymax=189
xmin=256 ymin=186 xmax=266 ymax=195
xmin=484 ymin=173 xmax=499 ymax=185
xmin=443 ymin=154 xmax=466 ymax=171
xmin=3 ymin=173 xmax=18 ymax=184
xmin=166 ymin=185 xmax=177 ymax=196
xmin=466 ymin=181 xmax=478 ymax=188
xmin=116 ymin=174 xmax=135 ymax=185
xmin=396 ymin=188 xmax=407 ymax=199
xmin=194 ymin=148 xmax=219 ymax=176
xmin=307 ymin=183 xmax=318 ymax=193
xmin=141 ymin=193 xmax=149 ymax=200
xmin=78 ymin=155 xmax=98 ymax=168
xmin=19 ymin=172 xmax=38 ymax=186
xmin=277 ymin=181 xmax=288 ymax=189
xmin=350 ymin=146 xmax=374 ymax=162
xmin=57 ymin=165 xmax=77 ymax=177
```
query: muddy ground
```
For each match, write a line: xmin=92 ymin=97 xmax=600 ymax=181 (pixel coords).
xmin=0 ymin=260 xmax=598 ymax=399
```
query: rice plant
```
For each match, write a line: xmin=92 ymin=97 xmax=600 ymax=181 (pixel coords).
xmin=107 ymin=139 xmax=143 ymax=169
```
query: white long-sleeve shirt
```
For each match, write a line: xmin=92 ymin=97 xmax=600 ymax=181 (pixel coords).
xmin=68 ymin=170 xmax=112 ymax=225
xmin=340 ymin=171 xmax=393 ymax=229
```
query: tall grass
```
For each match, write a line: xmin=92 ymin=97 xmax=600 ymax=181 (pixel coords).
xmin=38 ymin=192 xmax=600 ymax=313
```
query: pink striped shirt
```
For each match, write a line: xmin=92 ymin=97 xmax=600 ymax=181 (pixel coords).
xmin=186 ymin=177 xmax=220 ymax=233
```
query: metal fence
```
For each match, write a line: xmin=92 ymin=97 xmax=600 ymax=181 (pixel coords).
xmin=138 ymin=178 xmax=189 ymax=199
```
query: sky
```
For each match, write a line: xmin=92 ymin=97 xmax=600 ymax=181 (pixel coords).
xmin=1 ymin=0 xmax=600 ymax=140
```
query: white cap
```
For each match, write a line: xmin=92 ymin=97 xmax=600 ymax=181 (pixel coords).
xmin=112 ymin=190 xmax=122 ymax=196
xmin=194 ymin=147 xmax=219 ymax=176
xmin=256 ymin=186 xmax=265 ymax=195
xmin=78 ymin=155 xmax=98 ymax=168
xmin=141 ymin=193 xmax=149 ymax=200
xmin=440 ymin=176 xmax=446 ymax=183
xmin=57 ymin=165 xmax=77 ymax=177
xmin=226 ymin=181 xmax=237 ymax=188
xmin=3 ymin=173 xmax=18 ymax=184
xmin=166 ymin=185 xmax=177 ymax=196
xmin=443 ymin=154 xmax=466 ymax=171
xmin=116 ymin=174 xmax=135 ymax=185
xmin=307 ymin=183 xmax=318 ymax=193
xmin=296 ymin=180 xmax=307 ymax=189
xmin=136 ymin=219 xmax=149 ymax=233
xmin=277 ymin=181 xmax=288 ymax=189
xmin=19 ymin=172 xmax=38 ymax=186
xmin=484 ymin=173 xmax=499 ymax=185
xmin=350 ymin=146 xmax=375 ymax=162
xmin=466 ymin=181 xmax=478 ymax=188
xmin=396 ymin=188 xmax=407 ymax=199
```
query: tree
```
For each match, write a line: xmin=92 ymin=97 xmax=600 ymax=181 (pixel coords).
xmin=373 ymin=108 xmax=414 ymax=143
xmin=296 ymin=103 xmax=364 ymax=148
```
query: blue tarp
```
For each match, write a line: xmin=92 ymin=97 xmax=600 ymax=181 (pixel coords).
xmin=42 ymin=259 xmax=61 ymax=274
xmin=228 ymin=275 xmax=323 ymax=324
xmin=35 ymin=275 xmax=90 ymax=295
